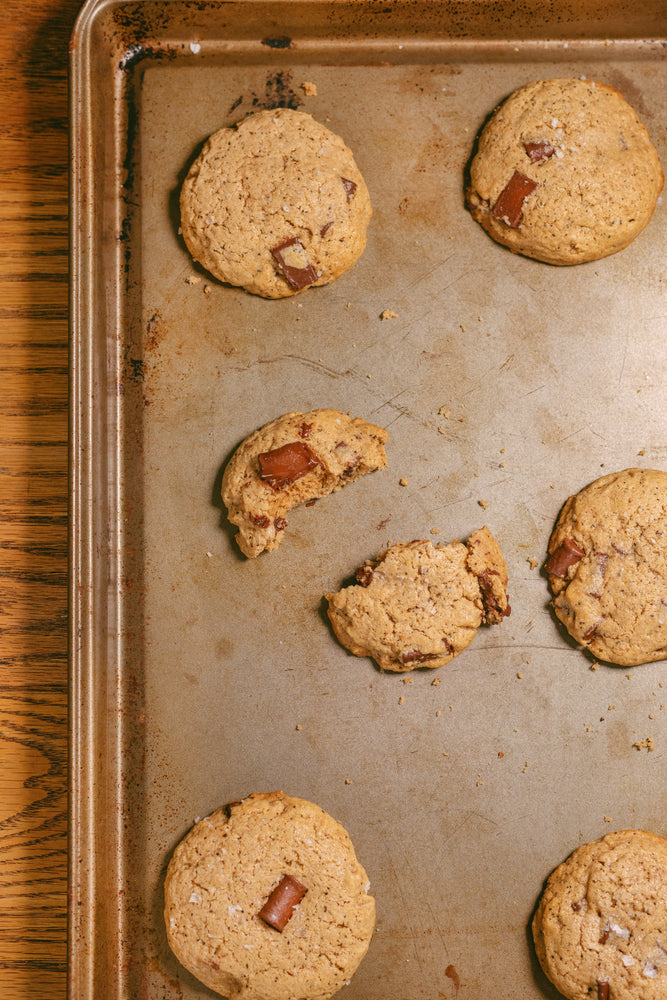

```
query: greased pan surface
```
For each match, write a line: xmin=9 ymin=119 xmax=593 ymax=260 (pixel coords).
xmin=69 ymin=2 xmax=667 ymax=997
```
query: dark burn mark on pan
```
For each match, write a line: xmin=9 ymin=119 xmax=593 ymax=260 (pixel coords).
xmin=261 ymin=35 xmax=293 ymax=49
xmin=231 ymin=71 xmax=302 ymax=116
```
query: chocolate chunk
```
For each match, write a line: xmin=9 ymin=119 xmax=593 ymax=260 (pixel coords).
xmin=258 ymin=441 xmax=319 ymax=490
xmin=298 ymin=422 xmax=313 ymax=439
xmin=274 ymin=516 xmax=288 ymax=531
xmin=524 ymin=140 xmax=555 ymax=162
xmin=401 ymin=649 xmax=442 ymax=665
xmin=341 ymin=177 xmax=357 ymax=202
xmin=319 ymin=220 xmax=334 ymax=237
xmin=597 ymin=981 xmax=610 ymax=1000
xmin=492 ymin=170 xmax=539 ymax=227
xmin=258 ymin=874 xmax=307 ymax=931
xmin=249 ymin=512 xmax=270 ymax=528
xmin=545 ymin=538 xmax=585 ymax=578
xmin=271 ymin=237 xmax=318 ymax=290
xmin=355 ymin=565 xmax=374 ymax=587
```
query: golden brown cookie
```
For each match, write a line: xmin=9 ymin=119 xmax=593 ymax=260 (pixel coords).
xmin=164 ymin=792 xmax=375 ymax=1000
xmin=221 ymin=409 xmax=388 ymax=558
xmin=325 ymin=526 xmax=510 ymax=672
xmin=180 ymin=108 xmax=372 ymax=297
xmin=532 ymin=829 xmax=667 ymax=1000
xmin=466 ymin=78 xmax=663 ymax=264
xmin=545 ymin=468 xmax=667 ymax=666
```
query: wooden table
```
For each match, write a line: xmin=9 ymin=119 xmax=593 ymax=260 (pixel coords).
xmin=1 ymin=0 xmax=82 ymax=995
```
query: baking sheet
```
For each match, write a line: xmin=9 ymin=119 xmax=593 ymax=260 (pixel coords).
xmin=69 ymin=2 xmax=667 ymax=997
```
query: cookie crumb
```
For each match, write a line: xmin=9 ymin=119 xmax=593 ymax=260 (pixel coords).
xmin=186 ymin=275 xmax=202 ymax=285
xmin=603 ymin=815 xmax=612 ymax=823
xmin=478 ymin=499 xmax=488 ymax=509
xmin=528 ymin=558 xmax=539 ymax=570
xmin=402 ymin=677 xmax=413 ymax=684
xmin=399 ymin=477 xmax=409 ymax=486
xmin=398 ymin=696 xmax=405 ymax=705
xmin=295 ymin=724 xmax=302 ymax=731
xmin=435 ymin=709 xmax=442 ymax=717
xmin=380 ymin=309 xmax=398 ymax=320
xmin=516 ymin=672 xmax=523 ymax=679
xmin=203 ymin=284 xmax=212 ymax=295
xmin=430 ymin=527 xmax=441 ymax=535
xmin=498 ymin=751 xmax=504 ymax=758
xmin=301 ymin=80 xmax=318 ymax=95
xmin=437 ymin=426 xmax=446 ymax=435
xmin=522 ymin=761 xmax=530 ymax=772
xmin=431 ymin=677 xmax=441 ymax=686
xmin=633 ymin=736 xmax=654 ymax=751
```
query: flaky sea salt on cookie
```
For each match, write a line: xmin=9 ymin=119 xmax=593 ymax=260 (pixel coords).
xmin=545 ymin=468 xmax=667 ymax=666
xmin=221 ymin=409 xmax=388 ymax=557
xmin=164 ymin=792 xmax=375 ymax=1000
xmin=180 ymin=108 xmax=372 ymax=297
xmin=326 ymin=526 xmax=510 ymax=671
xmin=466 ymin=78 xmax=663 ymax=265
xmin=532 ymin=829 xmax=667 ymax=1000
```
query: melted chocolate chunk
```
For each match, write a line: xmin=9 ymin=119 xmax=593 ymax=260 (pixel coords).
xmin=401 ymin=649 xmax=442 ymax=665
xmin=355 ymin=565 xmax=374 ymax=587
xmin=492 ymin=170 xmax=539 ymax=227
xmin=545 ymin=538 xmax=585 ymax=578
xmin=249 ymin=512 xmax=270 ymax=528
xmin=341 ymin=177 xmax=357 ymax=202
xmin=524 ymin=140 xmax=555 ymax=162
xmin=597 ymin=981 xmax=610 ymax=1000
xmin=258 ymin=441 xmax=319 ymax=490
xmin=271 ymin=237 xmax=318 ymax=290
xmin=320 ymin=220 xmax=334 ymax=237
xmin=258 ymin=874 xmax=307 ymax=932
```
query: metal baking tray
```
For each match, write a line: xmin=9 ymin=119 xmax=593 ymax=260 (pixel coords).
xmin=69 ymin=2 xmax=667 ymax=997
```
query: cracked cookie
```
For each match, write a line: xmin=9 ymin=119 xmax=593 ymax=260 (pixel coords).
xmin=164 ymin=791 xmax=375 ymax=1000
xmin=532 ymin=829 xmax=667 ymax=1000
xmin=180 ymin=108 xmax=372 ymax=297
xmin=221 ymin=409 xmax=388 ymax=557
xmin=545 ymin=468 xmax=667 ymax=665
xmin=466 ymin=78 xmax=663 ymax=264
xmin=325 ymin=526 xmax=510 ymax=671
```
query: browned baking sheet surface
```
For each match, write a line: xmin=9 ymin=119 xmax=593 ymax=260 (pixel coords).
xmin=70 ymin=2 xmax=667 ymax=997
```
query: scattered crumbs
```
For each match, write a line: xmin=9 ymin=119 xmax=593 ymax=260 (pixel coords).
xmin=499 ymin=461 xmax=506 ymax=468
xmin=436 ymin=709 xmax=442 ymax=717
xmin=398 ymin=696 xmax=405 ymax=705
xmin=604 ymin=815 xmax=612 ymax=823
xmin=295 ymin=724 xmax=302 ymax=731
xmin=522 ymin=761 xmax=530 ymax=773
xmin=498 ymin=751 xmax=504 ymax=758
xmin=649 ymin=713 xmax=654 ymax=720
xmin=301 ymin=80 xmax=318 ymax=95
xmin=442 ymin=751 xmax=449 ymax=757
xmin=478 ymin=499 xmax=489 ymax=509
xmin=437 ymin=426 xmax=446 ymax=435
xmin=438 ymin=406 xmax=452 ymax=418
xmin=633 ymin=737 xmax=654 ymax=751
xmin=585 ymin=725 xmax=593 ymax=732
xmin=528 ymin=558 xmax=539 ymax=570
xmin=476 ymin=780 xmax=483 ymax=787
xmin=402 ymin=677 xmax=414 ymax=685
xmin=626 ymin=673 xmax=633 ymax=680
xmin=608 ymin=704 xmax=616 ymax=711
xmin=590 ymin=662 xmax=600 ymax=671
xmin=381 ymin=309 xmax=398 ymax=320
xmin=638 ymin=448 xmax=646 ymax=456
xmin=500 ymin=448 xmax=505 ymax=454
xmin=399 ymin=477 xmax=409 ymax=486
xmin=203 ymin=284 xmax=212 ymax=296
xmin=344 ymin=778 xmax=352 ymax=785
xmin=449 ymin=704 xmax=454 ymax=711
xmin=516 ymin=672 xmax=523 ymax=679
xmin=186 ymin=275 xmax=202 ymax=285
xmin=431 ymin=677 xmax=441 ymax=686
xmin=366 ymin=373 xmax=372 ymax=379
xmin=478 ymin=315 xmax=483 ymax=322
xmin=430 ymin=528 xmax=441 ymax=535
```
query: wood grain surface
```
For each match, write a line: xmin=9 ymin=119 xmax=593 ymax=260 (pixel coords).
xmin=0 ymin=0 xmax=83 ymax=996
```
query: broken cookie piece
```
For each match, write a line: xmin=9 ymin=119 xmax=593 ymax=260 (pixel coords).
xmin=325 ymin=526 xmax=510 ymax=672
xmin=221 ymin=409 xmax=388 ymax=557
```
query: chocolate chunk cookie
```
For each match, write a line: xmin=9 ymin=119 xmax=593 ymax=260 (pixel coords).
xmin=545 ymin=468 xmax=667 ymax=665
xmin=164 ymin=792 xmax=375 ymax=1000
xmin=532 ymin=829 xmax=667 ymax=1000
xmin=221 ymin=409 xmax=388 ymax=557
xmin=326 ymin=526 xmax=510 ymax=671
xmin=466 ymin=78 xmax=663 ymax=264
xmin=180 ymin=108 xmax=372 ymax=297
